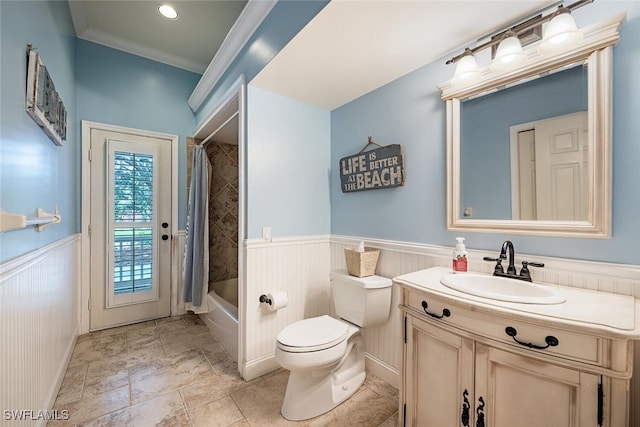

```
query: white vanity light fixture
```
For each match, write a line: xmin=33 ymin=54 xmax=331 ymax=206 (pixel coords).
xmin=490 ymin=30 xmax=527 ymax=72
xmin=446 ymin=0 xmax=592 ymax=85
xmin=157 ymin=4 xmax=179 ymax=20
xmin=451 ymin=49 xmax=481 ymax=87
xmin=538 ymin=6 xmax=583 ymax=55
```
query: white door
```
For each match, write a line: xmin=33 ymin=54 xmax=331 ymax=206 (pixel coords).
xmin=535 ymin=112 xmax=588 ymax=221
xmin=89 ymin=128 xmax=172 ymax=330
xmin=511 ymin=112 xmax=588 ymax=220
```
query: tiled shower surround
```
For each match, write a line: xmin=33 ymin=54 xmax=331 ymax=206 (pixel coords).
xmin=205 ymin=142 xmax=239 ymax=285
xmin=186 ymin=138 xmax=239 ymax=289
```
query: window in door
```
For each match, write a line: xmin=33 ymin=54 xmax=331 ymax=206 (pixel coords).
xmin=107 ymin=141 xmax=159 ymax=307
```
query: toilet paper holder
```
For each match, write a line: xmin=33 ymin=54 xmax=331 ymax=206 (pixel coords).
xmin=259 ymin=291 xmax=288 ymax=311
xmin=259 ymin=294 xmax=272 ymax=305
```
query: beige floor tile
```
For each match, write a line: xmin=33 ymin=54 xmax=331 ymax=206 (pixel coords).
xmin=50 ymin=386 xmax=129 ymax=427
xmin=180 ymin=369 xmax=250 ymax=412
xmin=125 ymin=343 xmax=167 ymax=369
xmin=377 ymin=412 xmax=399 ymax=427
xmin=183 ymin=313 xmax=205 ymax=327
xmin=232 ymin=371 xmax=303 ymax=427
xmin=54 ymin=364 xmax=87 ymax=406
xmin=201 ymin=341 xmax=230 ymax=366
xmin=130 ymin=349 xmax=215 ymax=404
xmin=160 ymin=324 xmax=216 ymax=356
xmin=364 ymin=371 xmax=399 ymax=403
xmin=157 ymin=319 xmax=189 ymax=334
xmin=189 ymin=395 xmax=244 ymax=427
xmin=307 ymin=388 xmax=397 ymax=427
xmin=68 ymin=333 xmax=127 ymax=367
xmin=81 ymin=391 xmax=189 ymax=427
xmin=82 ymin=365 xmax=129 ymax=399
xmin=126 ymin=327 xmax=161 ymax=347
xmin=52 ymin=315 xmax=399 ymax=427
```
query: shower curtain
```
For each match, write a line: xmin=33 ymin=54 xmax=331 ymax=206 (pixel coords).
xmin=183 ymin=145 xmax=211 ymax=313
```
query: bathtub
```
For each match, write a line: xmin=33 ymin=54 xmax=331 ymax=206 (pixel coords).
xmin=199 ymin=278 xmax=238 ymax=362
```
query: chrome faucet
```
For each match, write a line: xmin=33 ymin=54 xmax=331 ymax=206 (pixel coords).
xmin=483 ymin=240 xmax=544 ymax=282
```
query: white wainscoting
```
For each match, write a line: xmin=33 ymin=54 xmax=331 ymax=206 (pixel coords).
xmin=242 ymin=236 xmax=331 ymax=380
xmin=331 ymin=235 xmax=640 ymax=388
xmin=0 ymin=235 xmax=80 ymax=426
xmin=178 ymin=231 xmax=639 ymax=398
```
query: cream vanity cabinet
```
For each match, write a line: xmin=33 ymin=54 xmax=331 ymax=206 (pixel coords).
xmin=395 ymin=267 xmax=640 ymax=427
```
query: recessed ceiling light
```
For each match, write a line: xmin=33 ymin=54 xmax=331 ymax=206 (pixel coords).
xmin=157 ymin=4 xmax=179 ymax=20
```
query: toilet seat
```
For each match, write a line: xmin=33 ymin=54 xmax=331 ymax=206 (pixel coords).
xmin=277 ymin=315 xmax=349 ymax=353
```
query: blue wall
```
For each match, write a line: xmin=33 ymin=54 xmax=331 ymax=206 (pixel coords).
xmin=76 ymin=40 xmax=201 ymax=228
xmin=331 ymin=5 xmax=640 ymax=265
xmin=0 ymin=1 xmax=77 ymax=262
xmin=247 ymin=86 xmax=331 ymax=238
xmin=0 ymin=1 xmax=202 ymax=263
xmin=461 ymin=66 xmax=587 ymax=219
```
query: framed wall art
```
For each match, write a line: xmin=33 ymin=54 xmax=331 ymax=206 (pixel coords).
xmin=25 ymin=45 xmax=67 ymax=146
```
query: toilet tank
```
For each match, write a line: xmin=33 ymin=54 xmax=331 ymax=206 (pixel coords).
xmin=330 ymin=270 xmax=392 ymax=327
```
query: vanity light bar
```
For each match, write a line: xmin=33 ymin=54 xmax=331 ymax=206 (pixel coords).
xmin=445 ymin=0 xmax=593 ymax=65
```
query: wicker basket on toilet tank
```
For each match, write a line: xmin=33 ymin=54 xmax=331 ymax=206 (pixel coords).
xmin=344 ymin=247 xmax=380 ymax=277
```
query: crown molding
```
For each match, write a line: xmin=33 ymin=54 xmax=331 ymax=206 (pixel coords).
xmin=77 ymin=27 xmax=206 ymax=73
xmin=188 ymin=0 xmax=277 ymax=112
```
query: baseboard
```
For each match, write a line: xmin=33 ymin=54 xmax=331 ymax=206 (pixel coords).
xmin=37 ymin=322 xmax=78 ymax=427
xmin=242 ymin=354 xmax=281 ymax=382
xmin=365 ymin=353 xmax=399 ymax=389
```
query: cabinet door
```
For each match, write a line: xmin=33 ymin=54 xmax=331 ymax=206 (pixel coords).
xmin=474 ymin=344 xmax=599 ymax=427
xmin=405 ymin=315 xmax=474 ymax=426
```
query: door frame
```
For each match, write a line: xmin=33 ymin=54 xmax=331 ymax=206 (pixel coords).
xmin=80 ymin=121 xmax=178 ymax=334
xmin=509 ymin=121 xmax=536 ymax=220
xmin=191 ymin=75 xmax=246 ymax=374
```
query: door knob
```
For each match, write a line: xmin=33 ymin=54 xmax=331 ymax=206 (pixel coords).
xmin=162 ymin=235 xmax=169 ymax=241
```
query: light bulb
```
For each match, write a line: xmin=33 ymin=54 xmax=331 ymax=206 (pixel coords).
xmin=452 ymin=50 xmax=481 ymax=87
xmin=491 ymin=32 xmax=526 ymax=72
xmin=539 ymin=9 xmax=582 ymax=55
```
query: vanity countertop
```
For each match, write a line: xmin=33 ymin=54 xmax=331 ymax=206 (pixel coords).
xmin=394 ymin=266 xmax=640 ymax=339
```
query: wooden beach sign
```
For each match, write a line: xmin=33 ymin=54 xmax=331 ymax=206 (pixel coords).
xmin=339 ymin=143 xmax=404 ymax=193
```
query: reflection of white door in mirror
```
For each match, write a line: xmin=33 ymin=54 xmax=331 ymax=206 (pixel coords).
xmin=511 ymin=112 xmax=587 ymax=221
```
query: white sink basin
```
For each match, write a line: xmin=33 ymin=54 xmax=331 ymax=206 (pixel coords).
xmin=440 ymin=273 xmax=566 ymax=304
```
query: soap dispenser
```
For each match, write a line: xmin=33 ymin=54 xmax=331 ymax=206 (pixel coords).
xmin=453 ymin=237 xmax=468 ymax=273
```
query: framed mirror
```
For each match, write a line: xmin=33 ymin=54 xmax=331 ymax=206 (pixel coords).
xmin=439 ymin=14 xmax=624 ymax=238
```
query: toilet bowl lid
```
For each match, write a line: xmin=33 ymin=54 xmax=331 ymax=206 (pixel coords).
xmin=277 ymin=315 xmax=349 ymax=352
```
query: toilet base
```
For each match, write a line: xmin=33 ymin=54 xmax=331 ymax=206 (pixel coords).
xmin=281 ymin=334 xmax=365 ymax=421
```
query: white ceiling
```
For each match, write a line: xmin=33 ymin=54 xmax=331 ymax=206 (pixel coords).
xmin=252 ymin=0 xmax=558 ymax=110
xmin=67 ymin=0 xmax=559 ymax=110
xmin=68 ymin=0 xmax=247 ymax=74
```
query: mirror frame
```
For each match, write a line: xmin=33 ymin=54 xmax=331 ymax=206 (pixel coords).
xmin=439 ymin=14 xmax=624 ymax=238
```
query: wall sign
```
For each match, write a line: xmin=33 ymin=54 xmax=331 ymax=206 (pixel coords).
xmin=339 ymin=140 xmax=404 ymax=193
xmin=25 ymin=45 xmax=67 ymax=146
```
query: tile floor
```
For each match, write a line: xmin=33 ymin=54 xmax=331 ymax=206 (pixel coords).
xmin=50 ymin=314 xmax=399 ymax=426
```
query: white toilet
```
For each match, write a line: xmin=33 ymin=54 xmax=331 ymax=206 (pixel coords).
xmin=274 ymin=270 xmax=392 ymax=421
